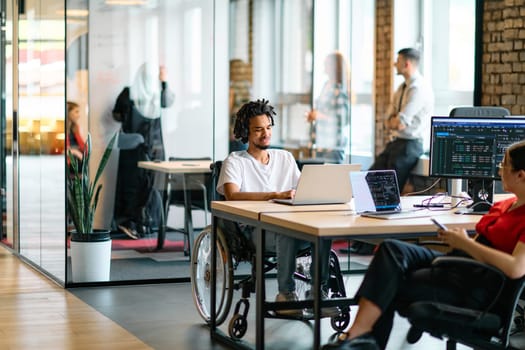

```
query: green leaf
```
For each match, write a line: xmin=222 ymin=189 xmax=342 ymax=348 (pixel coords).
xmin=67 ymin=132 xmax=117 ymax=234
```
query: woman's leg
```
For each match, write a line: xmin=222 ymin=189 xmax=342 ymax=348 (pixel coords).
xmin=343 ymin=240 xmax=443 ymax=343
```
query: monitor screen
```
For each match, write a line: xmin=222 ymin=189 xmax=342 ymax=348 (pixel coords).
xmin=429 ymin=116 xmax=525 ymax=180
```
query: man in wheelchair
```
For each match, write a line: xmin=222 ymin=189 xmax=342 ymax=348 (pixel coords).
xmin=217 ymin=98 xmax=339 ymax=318
xmin=323 ymin=140 xmax=525 ymax=350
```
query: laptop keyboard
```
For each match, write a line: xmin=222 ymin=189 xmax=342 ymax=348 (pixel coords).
xmin=361 ymin=210 xmax=431 ymax=220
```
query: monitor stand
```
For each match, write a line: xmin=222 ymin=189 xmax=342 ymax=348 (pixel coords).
xmin=455 ymin=179 xmax=494 ymax=215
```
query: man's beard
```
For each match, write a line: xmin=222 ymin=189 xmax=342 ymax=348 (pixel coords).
xmin=254 ymin=143 xmax=269 ymax=150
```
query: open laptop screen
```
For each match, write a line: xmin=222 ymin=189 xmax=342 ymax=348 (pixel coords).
xmin=350 ymin=170 xmax=402 ymax=213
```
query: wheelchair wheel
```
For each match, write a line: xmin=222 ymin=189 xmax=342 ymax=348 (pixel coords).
xmin=228 ymin=314 xmax=248 ymax=339
xmin=330 ymin=308 xmax=350 ymax=331
xmin=191 ymin=226 xmax=233 ymax=326
xmin=295 ymin=254 xmax=312 ymax=299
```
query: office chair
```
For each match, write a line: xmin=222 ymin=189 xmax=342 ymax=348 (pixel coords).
xmin=405 ymin=256 xmax=525 ymax=349
xmin=166 ymin=156 xmax=212 ymax=255
xmin=449 ymin=106 xmax=510 ymax=118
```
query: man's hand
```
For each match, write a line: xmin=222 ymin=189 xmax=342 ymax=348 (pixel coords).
xmin=386 ymin=114 xmax=406 ymax=131
xmin=159 ymin=65 xmax=167 ymax=82
xmin=276 ymin=189 xmax=296 ymax=200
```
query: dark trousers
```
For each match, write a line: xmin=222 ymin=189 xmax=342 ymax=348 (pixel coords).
xmin=369 ymin=138 xmax=423 ymax=191
xmin=355 ymin=240 xmax=492 ymax=349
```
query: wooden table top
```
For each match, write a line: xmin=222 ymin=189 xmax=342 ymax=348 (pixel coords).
xmin=138 ymin=160 xmax=212 ymax=174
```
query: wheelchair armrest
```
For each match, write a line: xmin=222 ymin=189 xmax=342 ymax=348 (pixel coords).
xmin=418 ymin=240 xmax=449 ymax=247
xmin=432 ymin=256 xmax=506 ymax=286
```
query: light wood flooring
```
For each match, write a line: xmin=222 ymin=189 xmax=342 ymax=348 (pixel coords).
xmin=0 ymin=244 xmax=477 ymax=350
xmin=0 ymin=246 xmax=150 ymax=350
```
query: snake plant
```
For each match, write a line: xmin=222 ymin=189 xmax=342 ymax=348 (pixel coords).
xmin=67 ymin=133 xmax=117 ymax=235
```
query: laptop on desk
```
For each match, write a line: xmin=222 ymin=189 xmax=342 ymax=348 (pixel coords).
xmin=350 ymin=170 xmax=430 ymax=220
xmin=273 ymin=163 xmax=361 ymax=205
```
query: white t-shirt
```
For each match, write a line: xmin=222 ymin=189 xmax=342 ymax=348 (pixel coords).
xmin=217 ymin=149 xmax=300 ymax=195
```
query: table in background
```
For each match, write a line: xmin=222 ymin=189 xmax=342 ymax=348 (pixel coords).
xmin=209 ymin=196 xmax=482 ymax=349
xmin=138 ymin=160 xmax=212 ymax=251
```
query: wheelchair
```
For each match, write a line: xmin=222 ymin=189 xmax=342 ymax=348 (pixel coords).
xmin=190 ymin=218 xmax=351 ymax=340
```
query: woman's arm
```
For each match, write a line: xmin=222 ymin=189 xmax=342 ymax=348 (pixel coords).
xmin=439 ymin=228 xmax=525 ymax=279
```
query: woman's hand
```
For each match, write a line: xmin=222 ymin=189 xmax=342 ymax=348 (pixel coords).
xmin=306 ymin=110 xmax=318 ymax=123
xmin=437 ymin=227 xmax=471 ymax=249
xmin=68 ymin=148 xmax=83 ymax=160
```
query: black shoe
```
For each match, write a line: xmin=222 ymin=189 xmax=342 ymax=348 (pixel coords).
xmin=118 ymin=224 xmax=139 ymax=240
xmin=321 ymin=333 xmax=379 ymax=350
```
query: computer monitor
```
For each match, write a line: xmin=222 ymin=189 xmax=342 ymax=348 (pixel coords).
xmin=429 ymin=116 xmax=525 ymax=214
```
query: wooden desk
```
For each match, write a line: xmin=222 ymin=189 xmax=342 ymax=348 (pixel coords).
xmin=138 ymin=160 xmax=212 ymax=250
xmin=260 ymin=210 xmax=480 ymax=239
xmin=210 ymin=196 xmax=482 ymax=349
xmin=212 ymin=200 xmax=353 ymax=221
xmin=138 ymin=160 xmax=212 ymax=174
xmin=257 ymin=207 xmax=481 ymax=349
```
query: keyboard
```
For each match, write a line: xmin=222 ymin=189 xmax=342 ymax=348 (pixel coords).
xmin=361 ymin=210 xmax=431 ymax=220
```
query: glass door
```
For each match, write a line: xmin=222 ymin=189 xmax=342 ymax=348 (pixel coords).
xmin=18 ymin=0 xmax=67 ymax=281
xmin=0 ymin=0 xmax=14 ymax=250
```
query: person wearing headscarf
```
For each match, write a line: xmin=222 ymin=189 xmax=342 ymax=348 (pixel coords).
xmin=112 ymin=63 xmax=175 ymax=239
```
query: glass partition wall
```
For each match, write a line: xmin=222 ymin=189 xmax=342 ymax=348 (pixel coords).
xmin=17 ymin=0 xmax=67 ymax=282
xmin=229 ymin=0 xmax=376 ymax=167
xmin=64 ymin=0 xmax=217 ymax=284
xmin=1 ymin=0 xmax=15 ymax=252
xmin=1 ymin=0 xmax=477 ymax=286
xmin=3 ymin=0 xmax=375 ymax=285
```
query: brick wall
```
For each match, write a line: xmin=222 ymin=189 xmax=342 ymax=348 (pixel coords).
xmin=374 ymin=0 xmax=394 ymax=155
xmin=374 ymin=0 xmax=525 ymax=155
xmin=482 ymin=0 xmax=525 ymax=114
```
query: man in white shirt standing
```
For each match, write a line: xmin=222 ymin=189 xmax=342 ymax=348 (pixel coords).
xmin=370 ymin=48 xmax=434 ymax=192
xmin=217 ymin=99 xmax=337 ymax=317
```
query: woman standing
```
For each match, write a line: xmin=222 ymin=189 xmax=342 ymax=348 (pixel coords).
xmin=307 ymin=51 xmax=351 ymax=163
xmin=112 ymin=63 xmax=175 ymax=239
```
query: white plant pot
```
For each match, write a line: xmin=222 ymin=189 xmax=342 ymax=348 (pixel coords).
xmin=70 ymin=238 xmax=112 ymax=282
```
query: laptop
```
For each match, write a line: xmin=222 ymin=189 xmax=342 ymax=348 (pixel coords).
xmin=349 ymin=170 xmax=430 ymax=220
xmin=273 ymin=163 xmax=361 ymax=205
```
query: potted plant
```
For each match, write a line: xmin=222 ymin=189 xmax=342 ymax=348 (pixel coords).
xmin=68 ymin=132 xmax=117 ymax=282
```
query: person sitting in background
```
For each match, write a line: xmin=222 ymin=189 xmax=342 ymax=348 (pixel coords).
xmin=66 ymin=101 xmax=85 ymax=168
xmin=323 ymin=140 xmax=525 ymax=350
xmin=217 ymin=99 xmax=338 ymax=317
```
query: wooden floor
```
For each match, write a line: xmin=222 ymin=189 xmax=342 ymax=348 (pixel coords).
xmin=0 ymin=246 xmax=150 ymax=350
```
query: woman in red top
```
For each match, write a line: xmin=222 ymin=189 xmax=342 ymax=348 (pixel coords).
xmin=323 ymin=140 xmax=525 ymax=350
xmin=66 ymin=101 xmax=86 ymax=162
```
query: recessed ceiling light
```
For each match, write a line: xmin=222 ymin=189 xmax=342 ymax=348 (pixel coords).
xmin=56 ymin=9 xmax=89 ymax=17
xmin=105 ymin=0 xmax=148 ymax=5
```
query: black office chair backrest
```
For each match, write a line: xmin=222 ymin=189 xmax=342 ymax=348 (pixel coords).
xmin=167 ymin=157 xmax=213 ymax=209
xmin=449 ymin=106 xmax=510 ymax=118
xmin=210 ymin=160 xmax=224 ymax=201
